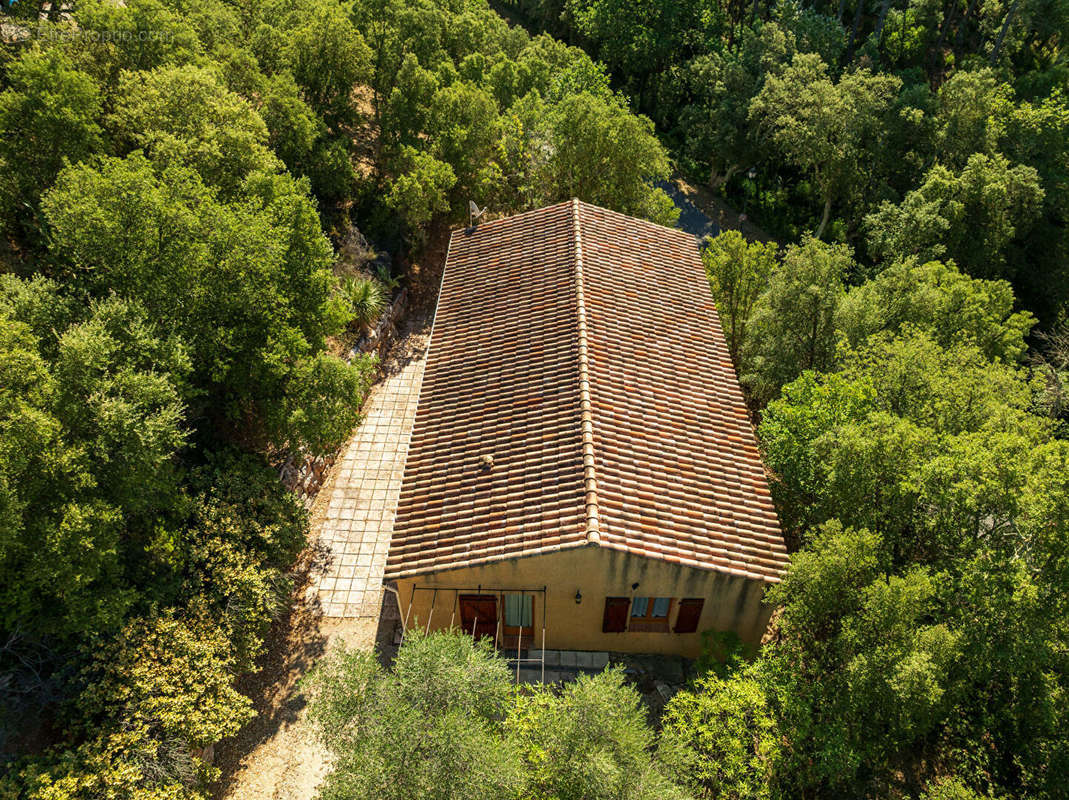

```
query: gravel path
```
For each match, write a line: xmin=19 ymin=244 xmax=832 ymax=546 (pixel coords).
xmin=658 ymin=179 xmax=720 ymax=240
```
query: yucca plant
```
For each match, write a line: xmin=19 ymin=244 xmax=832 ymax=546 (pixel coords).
xmin=339 ymin=276 xmax=386 ymax=335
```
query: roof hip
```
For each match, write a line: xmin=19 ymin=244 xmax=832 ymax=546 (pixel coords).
xmin=571 ymin=198 xmax=601 ymax=545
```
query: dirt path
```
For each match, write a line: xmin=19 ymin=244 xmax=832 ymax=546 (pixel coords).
xmin=208 ymin=545 xmax=333 ymax=800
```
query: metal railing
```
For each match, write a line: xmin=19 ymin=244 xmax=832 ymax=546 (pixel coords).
xmin=402 ymin=584 xmax=548 ymax=683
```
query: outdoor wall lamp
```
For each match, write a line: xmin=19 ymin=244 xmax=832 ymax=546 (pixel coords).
xmin=575 ymin=590 xmax=582 ymax=604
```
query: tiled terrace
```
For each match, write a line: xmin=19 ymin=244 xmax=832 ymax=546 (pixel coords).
xmin=311 ymin=330 xmax=430 ymax=618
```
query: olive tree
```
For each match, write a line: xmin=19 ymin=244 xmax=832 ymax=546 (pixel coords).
xmin=305 ymin=632 xmax=524 ymax=800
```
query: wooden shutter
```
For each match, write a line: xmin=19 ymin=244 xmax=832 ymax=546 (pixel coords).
xmin=602 ymin=597 xmax=630 ymax=632
xmin=673 ymin=598 xmax=705 ymax=633
xmin=459 ymin=595 xmax=498 ymax=639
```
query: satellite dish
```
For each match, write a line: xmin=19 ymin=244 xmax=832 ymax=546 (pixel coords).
xmin=468 ymin=200 xmax=487 ymax=228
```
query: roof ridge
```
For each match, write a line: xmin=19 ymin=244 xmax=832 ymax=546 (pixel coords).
xmin=572 ymin=198 xmax=694 ymax=240
xmin=448 ymin=199 xmax=574 ymax=234
xmin=572 ymin=198 xmax=601 ymax=545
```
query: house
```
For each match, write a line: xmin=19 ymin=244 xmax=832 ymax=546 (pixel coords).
xmin=385 ymin=199 xmax=788 ymax=658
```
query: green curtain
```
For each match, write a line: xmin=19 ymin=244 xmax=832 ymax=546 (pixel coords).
xmin=504 ymin=594 xmax=532 ymax=626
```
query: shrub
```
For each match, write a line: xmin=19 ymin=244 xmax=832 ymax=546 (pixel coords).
xmin=304 ymin=632 xmax=523 ymax=800
xmin=508 ymin=667 xmax=689 ymax=800
xmin=659 ymin=671 xmax=782 ymax=800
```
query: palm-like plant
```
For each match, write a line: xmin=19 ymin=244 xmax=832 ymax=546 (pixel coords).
xmin=340 ymin=276 xmax=386 ymax=335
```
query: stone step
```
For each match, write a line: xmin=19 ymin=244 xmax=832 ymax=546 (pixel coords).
xmin=510 ymin=649 xmax=609 ymax=670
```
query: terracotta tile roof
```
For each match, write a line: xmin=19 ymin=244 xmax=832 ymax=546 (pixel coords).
xmin=386 ymin=200 xmax=788 ymax=583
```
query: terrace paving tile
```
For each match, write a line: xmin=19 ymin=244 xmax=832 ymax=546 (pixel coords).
xmin=310 ymin=328 xmax=430 ymax=619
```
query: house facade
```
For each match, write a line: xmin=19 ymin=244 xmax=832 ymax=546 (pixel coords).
xmin=385 ymin=199 xmax=788 ymax=658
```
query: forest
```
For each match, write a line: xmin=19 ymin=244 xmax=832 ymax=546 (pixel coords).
xmin=509 ymin=0 xmax=1069 ymax=323
xmin=0 ymin=0 xmax=1066 ymax=798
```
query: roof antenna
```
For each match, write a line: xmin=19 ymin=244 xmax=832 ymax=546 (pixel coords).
xmin=468 ymin=200 xmax=487 ymax=228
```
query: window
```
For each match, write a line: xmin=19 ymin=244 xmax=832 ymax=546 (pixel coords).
xmin=673 ymin=598 xmax=705 ymax=633
xmin=503 ymin=594 xmax=533 ymax=628
xmin=502 ymin=593 xmax=534 ymax=651
xmin=629 ymin=596 xmax=672 ymax=632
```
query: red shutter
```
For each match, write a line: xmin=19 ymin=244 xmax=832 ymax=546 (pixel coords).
xmin=674 ymin=598 xmax=705 ymax=633
xmin=602 ymin=597 xmax=630 ymax=632
xmin=459 ymin=595 xmax=498 ymax=640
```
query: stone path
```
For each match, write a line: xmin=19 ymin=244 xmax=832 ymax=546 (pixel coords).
xmin=310 ymin=327 xmax=430 ymax=619
xmin=215 ymin=327 xmax=428 ymax=800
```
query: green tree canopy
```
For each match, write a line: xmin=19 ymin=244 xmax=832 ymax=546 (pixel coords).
xmin=66 ymin=0 xmax=202 ymax=83
xmin=424 ymin=81 xmax=504 ymax=209
xmin=387 ymin=146 xmax=457 ymax=233
xmin=670 ymin=21 xmax=795 ymax=188
xmin=759 ymin=331 xmax=1046 ymax=547
xmin=749 ymin=53 xmax=901 ymax=238
xmin=864 ymin=153 xmax=1044 ymax=280
xmin=41 ymin=154 xmax=370 ymax=453
xmin=659 ymin=669 xmax=782 ymax=800
xmin=0 ymin=47 xmax=102 ymax=231
xmin=761 ymin=521 xmax=962 ymax=796
xmin=110 ymin=65 xmax=280 ymax=195
xmin=305 ymin=633 xmax=524 ymax=800
xmin=510 ymin=668 xmax=689 ymax=800
xmin=278 ymin=0 xmax=374 ymax=130
xmin=741 ymin=236 xmax=852 ymax=403
xmin=0 ymin=292 xmax=188 ymax=637
xmin=838 ymin=257 xmax=1036 ymax=362
xmin=702 ymin=230 xmax=779 ymax=364
xmin=541 ymin=92 xmax=678 ymax=225
xmin=934 ymin=69 xmax=1015 ymax=168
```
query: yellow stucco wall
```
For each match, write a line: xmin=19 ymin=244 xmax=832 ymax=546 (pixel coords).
xmin=392 ymin=544 xmax=774 ymax=658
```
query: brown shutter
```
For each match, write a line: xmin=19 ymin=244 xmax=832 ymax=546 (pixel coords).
xmin=673 ymin=598 xmax=705 ymax=633
xmin=459 ymin=595 xmax=498 ymax=640
xmin=602 ymin=597 xmax=630 ymax=632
